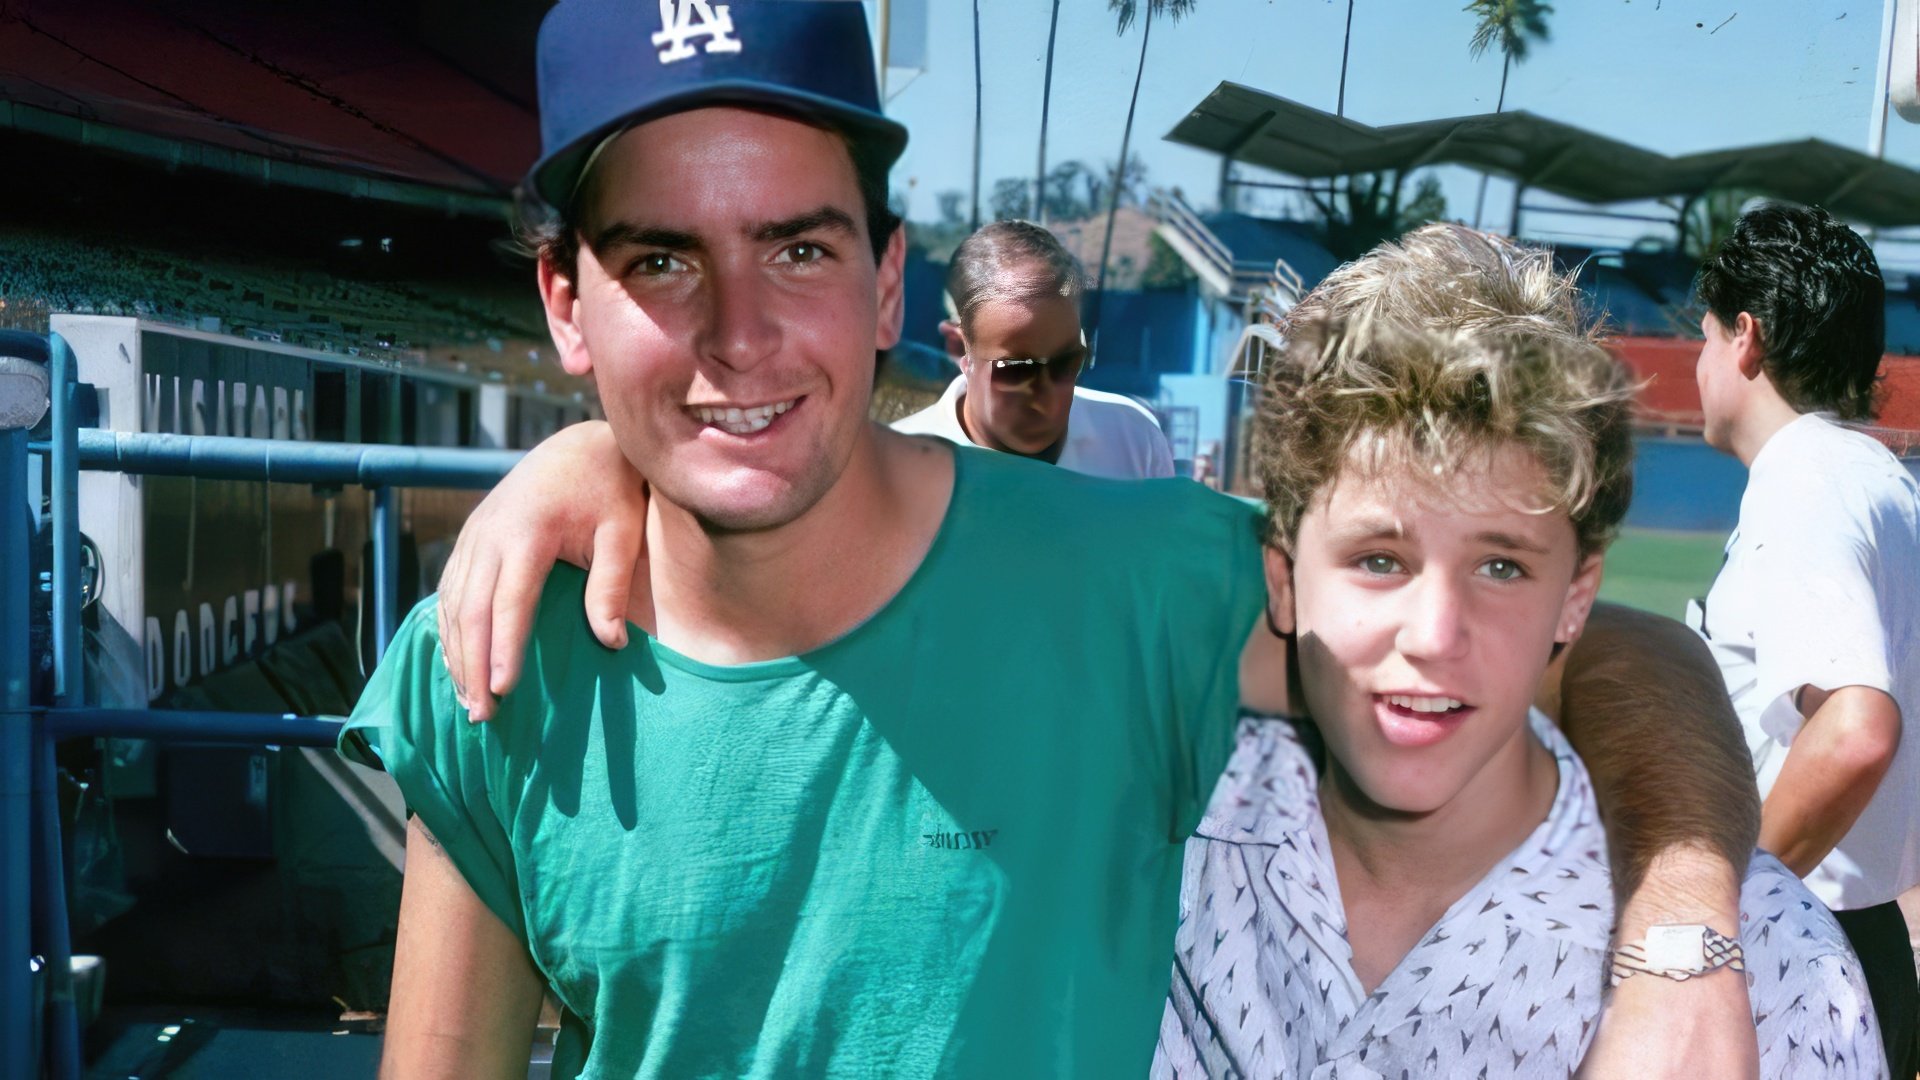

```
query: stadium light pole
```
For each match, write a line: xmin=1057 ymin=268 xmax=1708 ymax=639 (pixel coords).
xmin=1871 ymin=0 xmax=1899 ymax=157
xmin=875 ymin=0 xmax=891 ymax=100
xmin=0 ymin=338 xmax=52 ymax=1080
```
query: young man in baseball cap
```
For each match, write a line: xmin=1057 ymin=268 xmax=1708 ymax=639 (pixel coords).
xmin=344 ymin=2 xmax=1767 ymax=1076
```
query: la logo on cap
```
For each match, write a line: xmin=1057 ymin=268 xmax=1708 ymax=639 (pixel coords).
xmin=653 ymin=0 xmax=743 ymax=63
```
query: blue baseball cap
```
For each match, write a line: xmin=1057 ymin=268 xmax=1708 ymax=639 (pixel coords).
xmin=529 ymin=0 xmax=910 ymax=214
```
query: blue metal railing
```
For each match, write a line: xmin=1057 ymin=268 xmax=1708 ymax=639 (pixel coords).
xmin=1 ymin=329 xmax=522 ymax=1079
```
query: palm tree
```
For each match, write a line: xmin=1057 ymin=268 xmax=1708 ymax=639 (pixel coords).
xmin=1465 ymin=0 xmax=1552 ymax=230
xmin=1089 ymin=0 xmax=1197 ymax=346
xmin=1034 ymin=0 xmax=1063 ymax=223
xmin=1678 ymin=188 xmax=1760 ymax=262
xmin=1337 ymin=0 xmax=1355 ymax=117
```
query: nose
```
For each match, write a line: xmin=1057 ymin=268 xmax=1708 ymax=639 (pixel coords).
xmin=1395 ymin=573 xmax=1470 ymax=663
xmin=698 ymin=261 xmax=780 ymax=373
xmin=1028 ymin=364 xmax=1072 ymax=405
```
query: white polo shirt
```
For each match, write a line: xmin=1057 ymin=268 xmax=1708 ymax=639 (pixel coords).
xmin=1154 ymin=714 xmax=1883 ymax=1079
xmin=890 ymin=375 xmax=1176 ymax=480
xmin=1687 ymin=413 xmax=1920 ymax=911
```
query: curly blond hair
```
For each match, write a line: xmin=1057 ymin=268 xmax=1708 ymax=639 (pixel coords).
xmin=1257 ymin=224 xmax=1636 ymax=557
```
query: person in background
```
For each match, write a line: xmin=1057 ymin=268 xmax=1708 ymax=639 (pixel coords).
xmin=893 ymin=220 xmax=1176 ymax=479
xmin=1157 ymin=225 xmax=1880 ymax=1078
xmin=1687 ymin=202 xmax=1920 ymax=1077
xmin=1191 ymin=443 xmax=1220 ymax=490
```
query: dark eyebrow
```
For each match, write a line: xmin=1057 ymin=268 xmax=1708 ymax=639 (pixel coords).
xmin=749 ymin=206 xmax=858 ymax=244
xmin=1473 ymin=530 xmax=1553 ymax=556
xmin=589 ymin=221 xmax=702 ymax=255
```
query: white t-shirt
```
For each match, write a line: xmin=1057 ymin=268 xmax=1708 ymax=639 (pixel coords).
xmin=1154 ymin=714 xmax=1883 ymax=1080
xmin=890 ymin=375 xmax=1176 ymax=480
xmin=1687 ymin=413 xmax=1920 ymax=910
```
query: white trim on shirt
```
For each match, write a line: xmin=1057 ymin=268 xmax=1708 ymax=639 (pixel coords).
xmin=890 ymin=375 xmax=1176 ymax=480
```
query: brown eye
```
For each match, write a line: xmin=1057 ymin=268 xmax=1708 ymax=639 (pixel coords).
xmin=779 ymin=242 xmax=824 ymax=264
xmin=635 ymin=253 xmax=683 ymax=276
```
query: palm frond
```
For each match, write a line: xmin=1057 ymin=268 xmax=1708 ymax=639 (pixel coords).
xmin=1112 ymin=0 xmax=1198 ymax=36
xmin=1464 ymin=0 xmax=1551 ymax=62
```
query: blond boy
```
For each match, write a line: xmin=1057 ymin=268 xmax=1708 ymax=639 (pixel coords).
xmin=1155 ymin=227 xmax=1881 ymax=1078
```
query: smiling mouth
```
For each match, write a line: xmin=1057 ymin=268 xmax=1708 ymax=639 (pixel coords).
xmin=688 ymin=397 xmax=798 ymax=436
xmin=1373 ymin=694 xmax=1475 ymax=749
xmin=1381 ymin=694 xmax=1469 ymax=715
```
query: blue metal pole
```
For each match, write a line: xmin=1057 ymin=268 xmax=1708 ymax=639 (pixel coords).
xmin=32 ymin=720 xmax=80 ymax=1080
xmin=1 ymin=427 xmax=35 ymax=1080
xmin=373 ymin=486 xmax=399 ymax=663
xmin=49 ymin=430 xmax=521 ymax=490
xmin=40 ymin=708 xmax=344 ymax=747
xmin=42 ymin=331 xmax=82 ymax=1079
xmin=49 ymin=334 xmax=78 ymax=708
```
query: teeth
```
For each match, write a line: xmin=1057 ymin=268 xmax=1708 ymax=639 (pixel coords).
xmin=1387 ymin=695 xmax=1465 ymax=714
xmin=689 ymin=399 xmax=797 ymax=434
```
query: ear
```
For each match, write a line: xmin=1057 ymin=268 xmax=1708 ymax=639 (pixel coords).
xmin=539 ymin=254 xmax=594 ymax=378
xmin=1731 ymin=312 xmax=1767 ymax=381
xmin=873 ymin=223 xmax=908 ymax=351
xmin=1555 ymin=553 xmax=1605 ymax=646
xmin=955 ymin=326 xmax=975 ymax=378
xmin=938 ymin=318 xmax=967 ymax=365
xmin=1262 ymin=543 xmax=1298 ymax=638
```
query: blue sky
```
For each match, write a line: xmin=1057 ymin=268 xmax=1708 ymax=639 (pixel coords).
xmin=862 ymin=0 xmax=1920 ymax=270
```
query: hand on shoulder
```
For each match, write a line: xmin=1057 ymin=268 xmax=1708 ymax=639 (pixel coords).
xmin=437 ymin=420 xmax=651 ymax=722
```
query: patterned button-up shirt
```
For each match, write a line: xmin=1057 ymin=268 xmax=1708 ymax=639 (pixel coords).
xmin=1153 ymin=714 xmax=1883 ymax=1079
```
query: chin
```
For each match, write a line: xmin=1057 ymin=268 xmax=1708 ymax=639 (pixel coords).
xmin=999 ymin=431 xmax=1061 ymax=455
xmin=664 ymin=469 xmax=829 ymax=534
xmin=1344 ymin=760 xmax=1466 ymax=817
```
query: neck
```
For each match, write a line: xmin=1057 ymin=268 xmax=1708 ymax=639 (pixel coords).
xmin=1322 ymin=716 xmax=1558 ymax=895
xmin=1730 ymin=396 xmax=1808 ymax=468
xmin=956 ymin=383 xmax=1067 ymax=465
xmin=644 ymin=425 xmax=951 ymax=664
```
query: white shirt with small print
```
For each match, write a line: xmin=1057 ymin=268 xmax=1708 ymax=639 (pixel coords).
xmin=1153 ymin=713 xmax=1883 ymax=1080
xmin=891 ymin=375 xmax=1176 ymax=480
xmin=1687 ymin=412 xmax=1920 ymax=911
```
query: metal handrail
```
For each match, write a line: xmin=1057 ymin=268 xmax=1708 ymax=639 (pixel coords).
xmin=39 ymin=708 xmax=345 ymax=747
xmin=52 ymin=429 xmax=523 ymax=489
xmin=1150 ymin=189 xmax=1234 ymax=280
xmin=4 ymin=329 xmax=524 ymax=1080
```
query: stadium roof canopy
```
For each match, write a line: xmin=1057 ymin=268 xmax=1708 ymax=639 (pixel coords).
xmin=0 ymin=0 xmax=548 ymax=218
xmin=1167 ymin=82 xmax=1920 ymax=228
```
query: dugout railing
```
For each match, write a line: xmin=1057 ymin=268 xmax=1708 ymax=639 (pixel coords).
xmin=1 ymin=328 xmax=522 ymax=1080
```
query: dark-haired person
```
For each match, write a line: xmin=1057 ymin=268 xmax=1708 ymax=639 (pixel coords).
xmin=893 ymin=220 xmax=1175 ymax=479
xmin=1688 ymin=202 xmax=1920 ymax=1076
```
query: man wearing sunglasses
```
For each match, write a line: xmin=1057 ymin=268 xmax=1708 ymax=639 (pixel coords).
xmin=893 ymin=220 xmax=1176 ymax=479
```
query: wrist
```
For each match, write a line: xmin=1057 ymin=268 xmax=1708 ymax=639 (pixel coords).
xmin=1615 ymin=843 xmax=1742 ymax=942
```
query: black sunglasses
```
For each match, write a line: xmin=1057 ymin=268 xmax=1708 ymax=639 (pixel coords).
xmin=985 ymin=348 xmax=1087 ymax=389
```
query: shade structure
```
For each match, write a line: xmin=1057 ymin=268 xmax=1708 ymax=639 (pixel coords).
xmin=1168 ymin=82 xmax=1920 ymax=228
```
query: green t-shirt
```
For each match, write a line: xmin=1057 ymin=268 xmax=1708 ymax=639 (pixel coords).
xmin=340 ymin=446 xmax=1266 ymax=1079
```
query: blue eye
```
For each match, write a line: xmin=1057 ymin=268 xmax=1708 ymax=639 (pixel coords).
xmin=1480 ymin=558 xmax=1525 ymax=581
xmin=1360 ymin=554 xmax=1401 ymax=575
